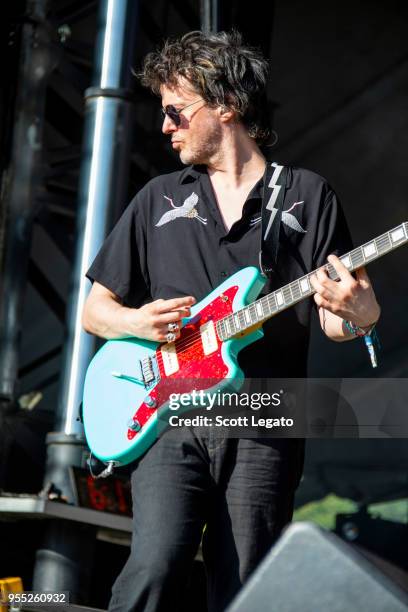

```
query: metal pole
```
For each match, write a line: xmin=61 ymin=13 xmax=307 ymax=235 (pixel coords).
xmin=32 ymin=520 xmax=97 ymax=604
xmin=200 ymin=0 xmax=220 ymax=33
xmin=56 ymin=0 xmax=138 ymax=439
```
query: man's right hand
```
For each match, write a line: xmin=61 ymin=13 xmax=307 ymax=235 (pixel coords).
xmin=122 ymin=296 xmax=196 ymax=342
xmin=82 ymin=282 xmax=196 ymax=342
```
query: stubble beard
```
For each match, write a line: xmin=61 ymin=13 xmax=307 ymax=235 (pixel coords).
xmin=178 ymin=121 xmax=222 ymax=166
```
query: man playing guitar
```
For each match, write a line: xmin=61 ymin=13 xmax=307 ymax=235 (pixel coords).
xmin=83 ymin=30 xmax=380 ymax=612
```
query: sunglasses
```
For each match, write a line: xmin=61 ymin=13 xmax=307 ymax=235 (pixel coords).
xmin=161 ymin=99 xmax=203 ymax=127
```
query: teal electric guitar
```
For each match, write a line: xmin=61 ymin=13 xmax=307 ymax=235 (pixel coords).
xmin=83 ymin=222 xmax=408 ymax=467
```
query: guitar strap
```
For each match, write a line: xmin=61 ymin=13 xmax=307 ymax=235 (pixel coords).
xmin=259 ymin=162 xmax=288 ymax=278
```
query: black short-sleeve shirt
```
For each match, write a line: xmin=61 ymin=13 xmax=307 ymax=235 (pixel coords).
xmin=87 ymin=164 xmax=353 ymax=377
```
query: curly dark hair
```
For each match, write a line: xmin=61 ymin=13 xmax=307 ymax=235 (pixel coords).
xmin=140 ymin=30 xmax=271 ymax=144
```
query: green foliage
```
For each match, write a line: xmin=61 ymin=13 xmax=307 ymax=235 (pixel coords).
xmin=293 ymin=494 xmax=357 ymax=530
xmin=293 ymin=495 xmax=408 ymax=530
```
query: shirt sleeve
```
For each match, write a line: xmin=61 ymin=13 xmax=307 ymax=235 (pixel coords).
xmin=312 ymin=187 xmax=354 ymax=268
xmin=86 ymin=193 xmax=150 ymax=307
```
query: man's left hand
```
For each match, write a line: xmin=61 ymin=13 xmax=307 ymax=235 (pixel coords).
xmin=310 ymin=254 xmax=381 ymax=328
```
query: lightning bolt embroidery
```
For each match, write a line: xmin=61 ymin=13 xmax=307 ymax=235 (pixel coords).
xmin=263 ymin=164 xmax=284 ymax=240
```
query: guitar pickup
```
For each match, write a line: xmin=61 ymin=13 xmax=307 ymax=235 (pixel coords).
xmin=200 ymin=320 xmax=218 ymax=355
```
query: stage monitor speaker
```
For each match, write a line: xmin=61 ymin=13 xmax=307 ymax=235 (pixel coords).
xmin=227 ymin=522 xmax=408 ymax=612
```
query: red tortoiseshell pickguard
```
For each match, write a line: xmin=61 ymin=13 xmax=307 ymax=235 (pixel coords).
xmin=127 ymin=285 xmax=238 ymax=439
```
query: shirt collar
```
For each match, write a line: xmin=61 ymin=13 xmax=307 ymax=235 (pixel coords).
xmin=178 ymin=165 xmax=206 ymax=185
xmin=179 ymin=164 xmax=264 ymax=196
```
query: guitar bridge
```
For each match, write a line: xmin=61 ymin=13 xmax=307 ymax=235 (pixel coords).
xmin=140 ymin=356 xmax=159 ymax=388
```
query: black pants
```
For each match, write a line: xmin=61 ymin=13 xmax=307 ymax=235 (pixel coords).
xmin=108 ymin=428 xmax=304 ymax=612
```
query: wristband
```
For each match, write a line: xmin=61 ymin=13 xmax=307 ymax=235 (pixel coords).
xmin=344 ymin=320 xmax=380 ymax=368
xmin=344 ymin=320 xmax=376 ymax=337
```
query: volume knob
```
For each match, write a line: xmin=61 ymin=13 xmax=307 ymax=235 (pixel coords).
xmin=127 ymin=419 xmax=141 ymax=432
xmin=144 ymin=395 xmax=157 ymax=408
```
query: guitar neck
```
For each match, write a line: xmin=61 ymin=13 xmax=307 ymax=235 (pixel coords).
xmin=216 ymin=222 xmax=408 ymax=341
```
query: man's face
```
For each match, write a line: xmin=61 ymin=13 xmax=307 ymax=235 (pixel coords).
xmin=160 ymin=81 xmax=223 ymax=166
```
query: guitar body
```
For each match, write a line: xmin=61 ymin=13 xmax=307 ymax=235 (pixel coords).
xmin=83 ymin=266 xmax=266 ymax=465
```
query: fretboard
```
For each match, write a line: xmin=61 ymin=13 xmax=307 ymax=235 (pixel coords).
xmin=216 ymin=222 xmax=408 ymax=341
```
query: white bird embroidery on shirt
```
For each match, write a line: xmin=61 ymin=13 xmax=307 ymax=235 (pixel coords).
xmin=155 ymin=192 xmax=208 ymax=226
xmin=282 ymin=201 xmax=307 ymax=233
xmin=255 ymin=201 xmax=307 ymax=232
